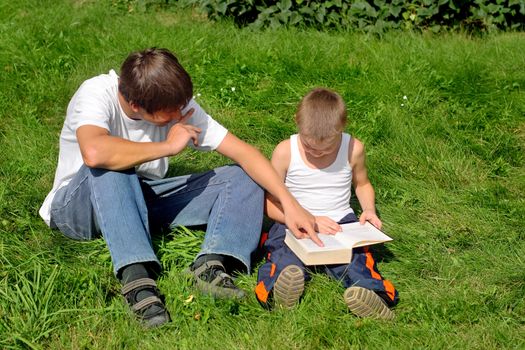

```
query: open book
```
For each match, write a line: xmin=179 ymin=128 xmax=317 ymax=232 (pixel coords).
xmin=284 ymin=221 xmax=393 ymax=265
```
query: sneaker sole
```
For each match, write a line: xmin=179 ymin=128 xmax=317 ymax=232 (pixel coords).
xmin=344 ymin=286 xmax=394 ymax=320
xmin=273 ymin=265 xmax=304 ymax=309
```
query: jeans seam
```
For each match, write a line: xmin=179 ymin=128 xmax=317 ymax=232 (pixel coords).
xmin=90 ymin=178 xmax=106 ymax=245
xmin=207 ymin=178 xmax=231 ymax=250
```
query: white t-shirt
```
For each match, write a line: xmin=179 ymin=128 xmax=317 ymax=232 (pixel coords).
xmin=39 ymin=70 xmax=228 ymax=225
xmin=285 ymin=133 xmax=354 ymax=222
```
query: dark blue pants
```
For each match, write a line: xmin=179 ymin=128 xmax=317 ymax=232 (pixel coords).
xmin=256 ymin=213 xmax=399 ymax=306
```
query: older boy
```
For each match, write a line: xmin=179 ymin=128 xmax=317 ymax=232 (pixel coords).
xmin=40 ymin=48 xmax=317 ymax=327
xmin=256 ymin=88 xmax=398 ymax=319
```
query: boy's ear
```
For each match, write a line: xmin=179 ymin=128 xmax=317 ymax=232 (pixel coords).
xmin=129 ymin=101 xmax=141 ymax=113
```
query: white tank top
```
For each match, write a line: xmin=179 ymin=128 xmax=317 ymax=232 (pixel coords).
xmin=285 ymin=133 xmax=353 ymax=222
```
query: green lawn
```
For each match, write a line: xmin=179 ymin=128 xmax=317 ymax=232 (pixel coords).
xmin=1 ymin=0 xmax=524 ymax=349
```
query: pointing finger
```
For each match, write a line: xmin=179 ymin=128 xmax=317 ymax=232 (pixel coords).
xmin=308 ymin=231 xmax=324 ymax=247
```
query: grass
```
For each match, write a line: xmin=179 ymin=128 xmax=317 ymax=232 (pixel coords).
xmin=1 ymin=0 xmax=524 ymax=348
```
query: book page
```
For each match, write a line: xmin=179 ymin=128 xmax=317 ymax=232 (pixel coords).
xmin=295 ymin=234 xmax=347 ymax=252
xmin=331 ymin=222 xmax=392 ymax=247
xmin=286 ymin=221 xmax=392 ymax=254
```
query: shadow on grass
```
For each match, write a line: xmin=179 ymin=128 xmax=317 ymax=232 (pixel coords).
xmin=368 ymin=243 xmax=395 ymax=263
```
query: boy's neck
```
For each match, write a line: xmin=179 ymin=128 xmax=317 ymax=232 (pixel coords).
xmin=118 ymin=92 xmax=141 ymax=120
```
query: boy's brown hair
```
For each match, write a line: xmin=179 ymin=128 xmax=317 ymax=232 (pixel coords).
xmin=119 ymin=48 xmax=193 ymax=114
xmin=295 ymin=87 xmax=347 ymax=141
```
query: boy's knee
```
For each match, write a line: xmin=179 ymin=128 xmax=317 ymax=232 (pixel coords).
xmin=87 ymin=167 xmax=140 ymax=188
xmin=88 ymin=166 xmax=136 ymax=178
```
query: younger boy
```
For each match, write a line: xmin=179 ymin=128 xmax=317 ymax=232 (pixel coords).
xmin=40 ymin=48 xmax=317 ymax=327
xmin=255 ymin=88 xmax=399 ymax=319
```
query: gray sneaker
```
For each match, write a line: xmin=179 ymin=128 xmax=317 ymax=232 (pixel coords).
xmin=344 ymin=286 xmax=394 ymax=320
xmin=273 ymin=265 xmax=305 ymax=309
xmin=187 ymin=260 xmax=245 ymax=299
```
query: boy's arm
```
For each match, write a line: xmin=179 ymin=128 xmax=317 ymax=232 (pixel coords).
xmin=216 ymin=133 xmax=322 ymax=245
xmin=350 ymin=138 xmax=382 ymax=229
xmin=76 ymin=111 xmax=200 ymax=170
xmin=264 ymin=140 xmax=289 ymax=224
xmin=265 ymin=193 xmax=285 ymax=224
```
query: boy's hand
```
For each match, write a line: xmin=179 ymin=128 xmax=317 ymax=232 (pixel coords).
xmin=165 ymin=108 xmax=201 ymax=155
xmin=314 ymin=216 xmax=342 ymax=235
xmin=359 ymin=210 xmax=382 ymax=230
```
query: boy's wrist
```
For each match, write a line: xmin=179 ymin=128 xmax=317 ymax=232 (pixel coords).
xmin=278 ymin=192 xmax=299 ymax=212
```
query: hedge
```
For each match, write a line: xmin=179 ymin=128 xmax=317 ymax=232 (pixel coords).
xmin=183 ymin=0 xmax=525 ymax=33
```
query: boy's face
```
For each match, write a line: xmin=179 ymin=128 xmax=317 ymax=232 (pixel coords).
xmin=300 ymin=134 xmax=341 ymax=158
xmin=119 ymin=92 xmax=186 ymax=126
xmin=137 ymin=108 xmax=184 ymax=126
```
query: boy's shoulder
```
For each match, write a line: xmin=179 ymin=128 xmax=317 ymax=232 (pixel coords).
xmin=277 ymin=137 xmax=291 ymax=148
xmin=348 ymin=136 xmax=366 ymax=165
xmin=273 ymin=138 xmax=292 ymax=154
xmin=348 ymin=135 xmax=364 ymax=151
xmin=271 ymin=138 xmax=292 ymax=163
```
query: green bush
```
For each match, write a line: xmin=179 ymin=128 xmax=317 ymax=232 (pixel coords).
xmin=186 ymin=0 xmax=525 ymax=33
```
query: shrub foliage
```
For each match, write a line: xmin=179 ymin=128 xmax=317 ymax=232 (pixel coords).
xmin=187 ymin=0 xmax=525 ymax=32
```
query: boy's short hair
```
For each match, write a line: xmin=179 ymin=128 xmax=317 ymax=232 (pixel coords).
xmin=295 ymin=87 xmax=347 ymax=141
xmin=119 ymin=48 xmax=193 ymax=114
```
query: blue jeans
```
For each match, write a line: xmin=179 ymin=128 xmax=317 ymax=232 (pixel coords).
xmin=50 ymin=165 xmax=264 ymax=276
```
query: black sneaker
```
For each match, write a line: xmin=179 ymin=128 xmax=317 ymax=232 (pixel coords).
xmin=121 ymin=278 xmax=170 ymax=328
xmin=187 ymin=260 xmax=245 ymax=299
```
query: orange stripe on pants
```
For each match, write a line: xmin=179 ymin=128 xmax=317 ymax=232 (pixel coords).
xmin=255 ymin=281 xmax=269 ymax=303
xmin=364 ymin=247 xmax=396 ymax=302
xmin=382 ymin=279 xmax=396 ymax=302
xmin=270 ymin=263 xmax=276 ymax=277
xmin=364 ymin=248 xmax=382 ymax=280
